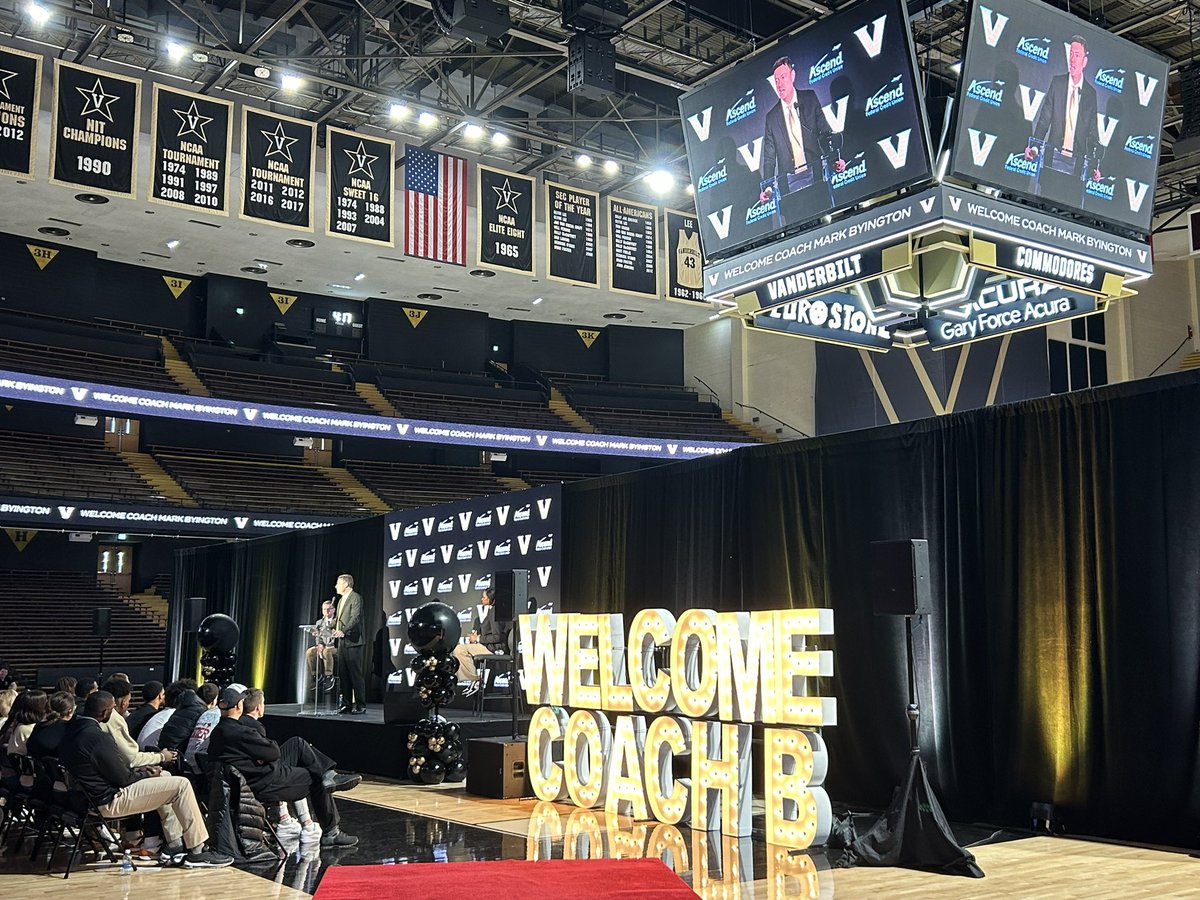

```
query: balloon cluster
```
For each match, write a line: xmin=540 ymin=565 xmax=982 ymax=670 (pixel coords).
xmin=404 ymin=602 xmax=467 ymax=785
xmin=197 ymin=613 xmax=240 ymax=687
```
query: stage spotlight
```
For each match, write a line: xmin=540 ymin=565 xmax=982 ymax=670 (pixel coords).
xmin=26 ymin=2 xmax=50 ymax=24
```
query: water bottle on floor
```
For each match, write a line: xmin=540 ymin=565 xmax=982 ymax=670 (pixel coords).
xmin=120 ymin=848 xmax=134 ymax=875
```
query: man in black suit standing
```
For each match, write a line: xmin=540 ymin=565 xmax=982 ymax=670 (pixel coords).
xmin=332 ymin=574 xmax=366 ymax=714
xmin=760 ymin=56 xmax=844 ymax=203
xmin=1025 ymin=35 xmax=1102 ymax=183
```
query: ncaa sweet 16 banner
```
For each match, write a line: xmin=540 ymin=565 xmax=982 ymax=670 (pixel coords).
xmin=677 ymin=0 xmax=932 ymax=259
xmin=51 ymin=60 xmax=141 ymax=198
xmin=950 ymin=0 xmax=1169 ymax=233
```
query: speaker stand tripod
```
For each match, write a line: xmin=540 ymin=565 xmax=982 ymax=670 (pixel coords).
xmin=97 ymin=636 xmax=109 ymax=681
xmin=839 ymin=614 xmax=984 ymax=877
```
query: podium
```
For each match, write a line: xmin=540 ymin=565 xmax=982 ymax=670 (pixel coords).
xmin=298 ymin=624 xmax=340 ymax=716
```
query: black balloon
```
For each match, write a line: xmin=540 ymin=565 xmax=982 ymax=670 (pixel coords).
xmin=197 ymin=614 xmax=240 ymax=653
xmin=407 ymin=603 xmax=462 ymax=653
xmin=444 ymin=760 xmax=467 ymax=783
xmin=419 ymin=760 xmax=446 ymax=785
xmin=439 ymin=655 xmax=459 ymax=675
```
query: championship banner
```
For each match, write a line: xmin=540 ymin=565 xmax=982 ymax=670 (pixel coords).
xmin=477 ymin=164 xmax=534 ymax=274
xmin=608 ymin=197 xmax=659 ymax=298
xmin=50 ymin=60 xmax=140 ymax=198
xmin=149 ymin=84 xmax=232 ymax=215
xmin=240 ymin=107 xmax=315 ymax=231
xmin=546 ymin=180 xmax=598 ymax=286
xmin=325 ymin=125 xmax=394 ymax=246
xmin=0 ymin=46 xmax=41 ymax=179
xmin=664 ymin=209 xmax=705 ymax=303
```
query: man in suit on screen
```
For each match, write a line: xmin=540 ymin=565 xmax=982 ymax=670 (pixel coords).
xmin=1025 ymin=35 xmax=1102 ymax=183
xmin=331 ymin=574 xmax=366 ymax=714
xmin=760 ymin=56 xmax=844 ymax=203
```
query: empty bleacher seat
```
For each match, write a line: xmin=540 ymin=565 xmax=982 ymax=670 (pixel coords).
xmin=0 ymin=318 xmax=177 ymax=392
xmin=344 ymin=459 xmax=508 ymax=509
xmin=0 ymin=429 xmax=166 ymax=504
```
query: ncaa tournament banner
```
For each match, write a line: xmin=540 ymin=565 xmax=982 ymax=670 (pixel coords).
xmin=149 ymin=84 xmax=233 ymax=215
xmin=608 ymin=196 xmax=659 ymax=298
xmin=0 ymin=46 xmax=41 ymax=179
xmin=240 ymin=107 xmax=315 ymax=231
xmin=325 ymin=125 xmax=394 ymax=246
xmin=664 ymin=208 xmax=705 ymax=303
xmin=546 ymin=180 xmax=598 ymax=286
xmin=477 ymin=164 xmax=535 ymax=274
xmin=50 ymin=60 xmax=141 ymax=198
xmin=950 ymin=0 xmax=1168 ymax=233
xmin=382 ymin=487 xmax=562 ymax=686
xmin=677 ymin=0 xmax=932 ymax=259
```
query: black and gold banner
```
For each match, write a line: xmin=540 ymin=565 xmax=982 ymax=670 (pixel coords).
xmin=50 ymin=60 xmax=140 ymax=197
xmin=608 ymin=197 xmax=658 ymax=298
xmin=664 ymin=209 xmax=705 ymax=303
xmin=149 ymin=84 xmax=233 ymax=215
xmin=240 ymin=107 xmax=315 ymax=231
xmin=325 ymin=125 xmax=394 ymax=246
xmin=545 ymin=180 xmax=598 ymax=287
xmin=0 ymin=46 xmax=41 ymax=179
xmin=477 ymin=164 xmax=534 ymax=274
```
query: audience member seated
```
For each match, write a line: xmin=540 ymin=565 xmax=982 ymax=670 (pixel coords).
xmin=74 ymin=677 xmax=98 ymax=715
xmin=99 ymin=678 xmax=177 ymax=770
xmin=138 ymin=678 xmax=196 ymax=751
xmin=0 ymin=683 xmax=15 ymax=731
xmin=159 ymin=681 xmax=218 ymax=755
xmin=59 ymin=691 xmax=232 ymax=868
xmin=126 ymin=680 xmax=165 ymax=740
xmin=183 ymin=683 xmax=226 ymax=774
xmin=208 ymin=685 xmax=360 ymax=848
xmin=0 ymin=660 xmax=12 ymax=689
xmin=55 ymin=675 xmax=77 ymax=697
xmin=0 ymin=688 xmax=48 ymax=789
xmin=26 ymin=690 xmax=76 ymax=759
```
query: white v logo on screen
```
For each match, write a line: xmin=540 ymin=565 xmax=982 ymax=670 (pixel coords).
xmin=708 ymin=206 xmax=733 ymax=240
xmin=688 ymin=107 xmax=713 ymax=142
xmin=71 ymin=387 xmax=89 ymax=402
xmin=234 ymin=516 xmax=249 ymax=529
xmin=853 ymin=15 xmax=887 ymax=58
xmin=477 ymin=539 xmax=491 ymax=559
xmin=920 ymin=197 xmax=936 ymax=213
xmin=537 ymin=565 xmax=553 ymax=588
xmin=421 ymin=516 xmax=435 ymax=536
xmin=389 ymin=579 xmax=402 ymax=599
xmin=439 ymin=544 xmax=454 ymax=564
xmin=537 ymin=497 xmax=553 ymax=520
xmin=389 ymin=637 xmax=404 ymax=656
xmin=667 ymin=443 xmax=678 ymax=455
xmin=1018 ymin=85 xmax=1046 ymax=122
xmin=243 ymin=408 xmax=258 ymax=421
xmin=1125 ymin=179 xmax=1149 ymax=213
xmin=458 ymin=511 xmax=472 ymax=530
xmin=737 ymin=138 xmax=763 ymax=173
xmin=878 ymin=130 xmax=911 ymax=169
xmin=536 ymin=435 xmax=547 ymax=446
xmin=517 ymin=534 xmax=532 ymax=555
xmin=1137 ymin=248 xmax=1148 ymax=264
xmin=1095 ymin=114 xmax=1119 ymax=148
xmin=396 ymin=423 xmax=410 ymax=435
xmin=457 ymin=573 xmax=472 ymax=593
xmin=496 ymin=505 xmax=510 ymax=526
xmin=405 ymin=548 xmax=418 ymax=567
xmin=821 ymin=96 xmax=848 ymax=134
xmin=388 ymin=522 xmax=403 ymax=541
xmin=949 ymin=195 xmax=962 ymax=212
xmin=421 ymin=576 xmax=435 ymax=595
xmin=979 ymin=6 xmax=1009 ymax=47
xmin=57 ymin=506 xmax=75 ymax=519
xmin=967 ymin=129 xmax=997 ymax=167
xmin=1135 ymin=72 xmax=1159 ymax=107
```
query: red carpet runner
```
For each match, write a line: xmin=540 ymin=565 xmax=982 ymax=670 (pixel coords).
xmin=314 ymin=858 xmax=697 ymax=899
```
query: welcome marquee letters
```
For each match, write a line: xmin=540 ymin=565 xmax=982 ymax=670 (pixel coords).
xmin=519 ymin=608 xmax=836 ymax=847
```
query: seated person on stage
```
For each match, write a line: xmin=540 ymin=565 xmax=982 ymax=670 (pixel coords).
xmin=27 ymin=690 xmax=76 ymax=759
xmin=207 ymin=685 xmax=360 ymax=848
xmin=159 ymin=681 xmax=218 ymax=756
xmin=126 ymin=680 xmax=165 ymax=741
xmin=100 ymin=678 xmax=178 ymax=770
xmin=452 ymin=588 xmax=509 ymax=694
xmin=305 ymin=600 xmax=338 ymax=691
xmin=59 ymin=691 xmax=232 ymax=868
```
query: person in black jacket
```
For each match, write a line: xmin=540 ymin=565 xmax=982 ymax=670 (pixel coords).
xmin=125 ymin=680 xmax=165 ymax=741
xmin=452 ymin=588 xmax=509 ymax=689
xmin=158 ymin=682 xmax=218 ymax=755
xmin=27 ymin=691 xmax=75 ymax=759
xmin=58 ymin=691 xmax=232 ymax=868
xmin=207 ymin=685 xmax=360 ymax=848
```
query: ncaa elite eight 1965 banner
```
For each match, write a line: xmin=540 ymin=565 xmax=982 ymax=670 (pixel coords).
xmin=476 ymin=164 xmax=535 ymax=275
xmin=50 ymin=59 xmax=141 ymax=198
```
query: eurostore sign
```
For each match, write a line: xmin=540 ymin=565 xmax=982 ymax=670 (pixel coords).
xmin=0 ymin=370 xmax=742 ymax=461
xmin=518 ymin=608 xmax=835 ymax=847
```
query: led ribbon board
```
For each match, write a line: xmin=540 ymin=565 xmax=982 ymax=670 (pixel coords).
xmin=519 ymin=608 xmax=836 ymax=847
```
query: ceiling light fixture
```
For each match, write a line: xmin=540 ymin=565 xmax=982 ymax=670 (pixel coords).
xmin=74 ymin=193 xmax=109 ymax=205
xmin=491 ymin=131 xmax=509 ymax=146
xmin=643 ymin=169 xmax=674 ymax=195
xmin=603 ymin=159 xmax=619 ymax=175
xmin=253 ymin=65 xmax=271 ymax=80
xmin=165 ymin=41 xmax=187 ymax=62
xmin=26 ymin=2 xmax=50 ymax=24
xmin=281 ymin=73 xmax=303 ymax=91
xmin=191 ymin=50 xmax=209 ymax=64
xmin=532 ymin=297 xmax=543 ymax=305
xmin=389 ymin=102 xmax=409 ymax=121
xmin=286 ymin=238 xmax=315 ymax=248
xmin=166 ymin=239 xmax=180 ymax=250
xmin=575 ymin=153 xmax=592 ymax=168
xmin=686 ymin=184 xmax=695 ymax=196
xmin=463 ymin=122 xmax=484 ymax=140
xmin=353 ymin=272 xmax=366 ymax=282
xmin=418 ymin=111 xmax=438 ymax=128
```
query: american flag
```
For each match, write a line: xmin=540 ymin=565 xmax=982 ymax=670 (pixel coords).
xmin=404 ymin=145 xmax=467 ymax=265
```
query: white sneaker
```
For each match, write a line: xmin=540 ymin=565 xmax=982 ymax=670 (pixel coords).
xmin=299 ymin=821 xmax=323 ymax=843
xmin=275 ymin=818 xmax=302 ymax=838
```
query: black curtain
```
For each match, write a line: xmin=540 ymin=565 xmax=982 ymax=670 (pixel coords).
xmin=561 ymin=371 xmax=1200 ymax=847
xmin=171 ymin=517 xmax=384 ymax=705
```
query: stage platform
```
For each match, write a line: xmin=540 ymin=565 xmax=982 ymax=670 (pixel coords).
xmin=262 ymin=703 xmax=529 ymax=780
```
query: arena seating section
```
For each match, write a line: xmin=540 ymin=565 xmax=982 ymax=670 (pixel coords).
xmin=0 ymin=570 xmax=166 ymax=677
xmin=0 ymin=428 xmax=163 ymax=504
xmin=345 ymin=459 xmax=510 ymax=509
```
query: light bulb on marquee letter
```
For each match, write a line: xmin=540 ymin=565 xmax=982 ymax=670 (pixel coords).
xmin=564 ymin=808 xmax=606 ymax=860
xmin=564 ymin=709 xmax=612 ymax=809
xmin=629 ymin=608 xmax=677 ymax=713
xmin=691 ymin=720 xmax=752 ymax=837
xmin=671 ymin=608 xmax=720 ymax=720
xmin=519 ymin=612 xmax=569 ymax=706
xmin=527 ymin=705 xmax=570 ymax=801
xmin=526 ymin=801 xmax=564 ymax=861
xmin=605 ymin=714 xmax=650 ymax=820
xmin=568 ymin=614 xmax=604 ymax=709
xmin=774 ymin=609 xmax=837 ymax=728
xmin=645 ymin=714 xmax=692 ymax=826
xmin=765 ymin=727 xmax=831 ymax=849
xmin=647 ymin=823 xmax=689 ymax=874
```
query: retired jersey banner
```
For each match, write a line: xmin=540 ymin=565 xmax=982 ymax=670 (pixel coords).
xmin=608 ymin=197 xmax=659 ymax=298
xmin=477 ymin=164 xmax=534 ymax=274
xmin=149 ymin=84 xmax=232 ymax=215
xmin=665 ymin=209 xmax=704 ymax=302
xmin=50 ymin=60 xmax=140 ymax=197
xmin=240 ymin=107 xmax=315 ymax=231
xmin=326 ymin=125 xmax=394 ymax=245
xmin=0 ymin=46 xmax=41 ymax=178
xmin=546 ymin=180 xmax=598 ymax=286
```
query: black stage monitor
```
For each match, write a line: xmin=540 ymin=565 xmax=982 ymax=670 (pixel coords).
xmin=870 ymin=539 xmax=933 ymax=616
xmin=950 ymin=0 xmax=1168 ymax=233
xmin=677 ymin=0 xmax=933 ymax=260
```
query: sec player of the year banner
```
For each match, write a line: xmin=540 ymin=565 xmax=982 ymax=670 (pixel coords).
xmin=664 ymin=209 xmax=704 ymax=302
xmin=50 ymin=59 xmax=141 ymax=197
xmin=325 ymin=125 xmax=394 ymax=245
xmin=0 ymin=46 xmax=41 ymax=179
xmin=545 ymin=180 xmax=598 ymax=286
xmin=241 ymin=107 xmax=315 ymax=231
xmin=477 ymin=164 xmax=535 ymax=274
xmin=149 ymin=84 xmax=233 ymax=215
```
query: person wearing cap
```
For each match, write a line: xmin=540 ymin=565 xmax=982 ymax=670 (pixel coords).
xmin=207 ymin=685 xmax=360 ymax=848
